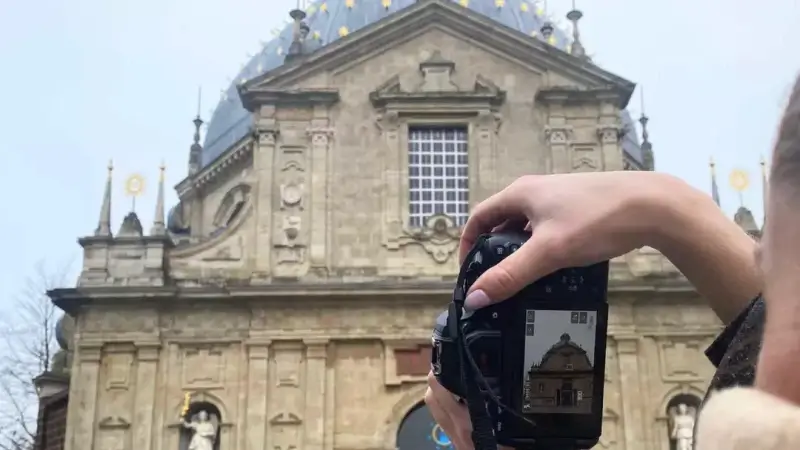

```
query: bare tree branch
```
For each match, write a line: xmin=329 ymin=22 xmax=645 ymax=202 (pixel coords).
xmin=0 ymin=260 xmax=73 ymax=450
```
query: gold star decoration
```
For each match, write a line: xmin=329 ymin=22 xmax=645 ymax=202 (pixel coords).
xmin=535 ymin=5 xmax=544 ymax=15
xmin=307 ymin=4 xmax=317 ymax=14
xmin=547 ymin=34 xmax=556 ymax=45
xmin=339 ymin=26 xmax=349 ymax=37
xmin=459 ymin=0 xmax=468 ymax=6
xmin=520 ymin=2 xmax=528 ymax=12
xmin=312 ymin=30 xmax=321 ymax=40
xmin=345 ymin=0 xmax=354 ymax=8
xmin=382 ymin=0 xmax=391 ymax=9
xmin=320 ymin=2 xmax=328 ymax=12
xmin=495 ymin=0 xmax=505 ymax=7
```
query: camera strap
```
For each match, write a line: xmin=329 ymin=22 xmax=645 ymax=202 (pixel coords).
xmin=450 ymin=238 xmax=536 ymax=450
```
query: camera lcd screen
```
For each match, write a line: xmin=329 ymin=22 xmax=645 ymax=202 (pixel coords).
xmin=521 ymin=309 xmax=597 ymax=415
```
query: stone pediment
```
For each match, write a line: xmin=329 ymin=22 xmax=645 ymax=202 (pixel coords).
xmin=239 ymin=0 xmax=634 ymax=102
xmin=369 ymin=70 xmax=505 ymax=109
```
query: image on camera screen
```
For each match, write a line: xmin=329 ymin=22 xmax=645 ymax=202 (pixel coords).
xmin=521 ymin=309 xmax=596 ymax=414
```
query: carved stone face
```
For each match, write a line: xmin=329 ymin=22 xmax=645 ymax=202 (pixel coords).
xmin=198 ymin=410 xmax=208 ymax=422
xmin=677 ymin=404 xmax=688 ymax=415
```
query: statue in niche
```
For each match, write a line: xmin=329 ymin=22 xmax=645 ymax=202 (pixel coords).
xmin=180 ymin=399 xmax=221 ymax=450
xmin=668 ymin=403 xmax=696 ymax=450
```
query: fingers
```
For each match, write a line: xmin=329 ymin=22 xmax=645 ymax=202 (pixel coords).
xmin=426 ymin=373 xmax=474 ymax=450
xmin=465 ymin=225 xmax=561 ymax=310
xmin=460 ymin=182 xmax=530 ymax=262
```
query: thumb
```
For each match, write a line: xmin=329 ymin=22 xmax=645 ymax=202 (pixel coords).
xmin=464 ymin=229 xmax=559 ymax=310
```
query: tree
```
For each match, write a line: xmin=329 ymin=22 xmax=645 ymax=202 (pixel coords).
xmin=0 ymin=261 xmax=72 ymax=450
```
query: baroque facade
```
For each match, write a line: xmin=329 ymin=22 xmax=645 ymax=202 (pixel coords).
xmin=36 ymin=1 xmax=762 ymax=449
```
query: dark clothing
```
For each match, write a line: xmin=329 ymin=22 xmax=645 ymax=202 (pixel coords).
xmin=703 ymin=296 xmax=766 ymax=397
xmin=695 ymin=295 xmax=765 ymax=443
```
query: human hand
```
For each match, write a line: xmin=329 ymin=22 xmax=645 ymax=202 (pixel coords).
xmin=424 ymin=371 xmax=513 ymax=450
xmin=460 ymin=171 xmax=684 ymax=310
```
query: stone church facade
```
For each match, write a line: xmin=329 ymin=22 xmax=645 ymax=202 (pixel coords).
xmin=37 ymin=1 xmax=746 ymax=449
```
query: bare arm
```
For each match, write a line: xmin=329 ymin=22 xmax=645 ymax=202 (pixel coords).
xmin=642 ymin=174 xmax=761 ymax=324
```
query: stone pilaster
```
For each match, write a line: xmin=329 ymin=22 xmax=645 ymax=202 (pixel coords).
xmin=377 ymin=111 xmax=403 ymax=243
xmin=65 ymin=343 xmax=102 ymax=450
xmin=307 ymin=111 xmax=333 ymax=270
xmin=597 ymin=124 xmax=624 ymax=172
xmin=303 ymin=339 xmax=329 ymax=450
xmin=323 ymin=342 xmax=337 ymax=450
xmin=253 ymin=106 xmax=278 ymax=276
xmin=615 ymin=335 xmax=645 ymax=450
xmin=132 ymin=343 xmax=160 ymax=450
xmin=544 ymin=124 xmax=574 ymax=174
xmin=474 ymin=109 xmax=500 ymax=201
xmin=245 ymin=341 xmax=271 ymax=450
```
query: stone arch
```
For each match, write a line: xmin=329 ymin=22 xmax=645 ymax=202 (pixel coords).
xmin=654 ymin=384 xmax=705 ymax=419
xmin=654 ymin=385 xmax=704 ymax=450
xmin=179 ymin=401 xmax=222 ymax=450
xmin=212 ymin=183 xmax=252 ymax=230
xmin=381 ymin=384 xmax=428 ymax=450
xmin=171 ymin=390 xmax=230 ymax=423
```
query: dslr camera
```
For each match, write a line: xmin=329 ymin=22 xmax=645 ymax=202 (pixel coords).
xmin=432 ymin=231 xmax=609 ymax=450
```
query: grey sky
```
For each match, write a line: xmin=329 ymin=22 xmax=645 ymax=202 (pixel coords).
xmin=0 ymin=0 xmax=798 ymax=312
xmin=523 ymin=310 xmax=597 ymax=373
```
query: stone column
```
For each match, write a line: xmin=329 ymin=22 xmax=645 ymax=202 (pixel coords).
xmin=474 ymin=109 xmax=500 ymax=201
xmin=132 ymin=343 xmax=160 ymax=450
xmin=245 ymin=341 xmax=271 ymax=450
xmin=253 ymin=108 xmax=278 ymax=276
xmin=615 ymin=335 xmax=645 ymax=450
xmin=303 ymin=339 xmax=329 ymax=450
xmin=65 ymin=342 xmax=102 ymax=450
xmin=307 ymin=117 xmax=333 ymax=270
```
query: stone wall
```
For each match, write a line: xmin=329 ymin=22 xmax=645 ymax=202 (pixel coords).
xmin=58 ymin=290 xmax=720 ymax=450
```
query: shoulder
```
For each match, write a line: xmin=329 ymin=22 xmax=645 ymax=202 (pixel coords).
xmin=697 ymin=387 xmax=800 ymax=450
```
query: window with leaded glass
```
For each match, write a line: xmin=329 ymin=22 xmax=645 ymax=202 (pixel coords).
xmin=407 ymin=126 xmax=469 ymax=228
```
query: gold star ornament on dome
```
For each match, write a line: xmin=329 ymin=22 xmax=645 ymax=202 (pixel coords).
xmin=320 ymin=2 xmax=328 ymax=12
xmin=382 ymin=0 xmax=391 ymax=9
xmin=312 ymin=30 xmax=321 ymax=40
xmin=338 ymin=26 xmax=349 ymax=37
xmin=495 ymin=0 xmax=505 ymax=8
xmin=124 ymin=174 xmax=145 ymax=197
xmin=729 ymin=169 xmax=750 ymax=192
xmin=547 ymin=34 xmax=556 ymax=45
xmin=520 ymin=2 xmax=529 ymax=12
xmin=459 ymin=0 xmax=468 ymax=7
xmin=345 ymin=0 xmax=354 ymax=8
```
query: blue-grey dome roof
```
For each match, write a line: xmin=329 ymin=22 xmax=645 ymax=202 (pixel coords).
xmin=202 ymin=0 xmax=640 ymax=167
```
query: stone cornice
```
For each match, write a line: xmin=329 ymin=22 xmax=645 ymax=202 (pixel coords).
xmin=238 ymin=88 xmax=340 ymax=113
xmin=48 ymin=277 xmax=698 ymax=314
xmin=174 ymin=134 xmax=254 ymax=198
xmin=243 ymin=0 xmax=634 ymax=103
xmin=535 ymin=86 xmax=628 ymax=108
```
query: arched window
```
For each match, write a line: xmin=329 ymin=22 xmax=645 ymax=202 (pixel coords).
xmin=397 ymin=402 xmax=453 ymax=450
xmin=665 ymin=394 xmax=701 ymax=450
xmin=179 ymin=401 xmax=222 ymax=450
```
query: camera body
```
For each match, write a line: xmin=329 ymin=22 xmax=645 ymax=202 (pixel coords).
xmin=432 ymin=231 xmax=609 ymax=450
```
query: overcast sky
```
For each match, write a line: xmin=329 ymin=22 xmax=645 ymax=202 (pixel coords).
xmin=0 ymin=0 xmax=798 ymax=315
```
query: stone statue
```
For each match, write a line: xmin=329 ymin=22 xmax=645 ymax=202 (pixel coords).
xmin=669 ymin=403 xmax=696 ymax=450
xmin=182 ymin=410 xmax=219 ymax=450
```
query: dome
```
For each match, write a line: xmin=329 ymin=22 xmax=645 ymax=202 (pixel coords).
xmin=202 ymin=0 xmax=577 ymax=166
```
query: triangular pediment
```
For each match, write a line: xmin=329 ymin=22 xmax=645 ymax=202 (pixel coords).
xmin=240 ymin=0 xmax=635 ymax=106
